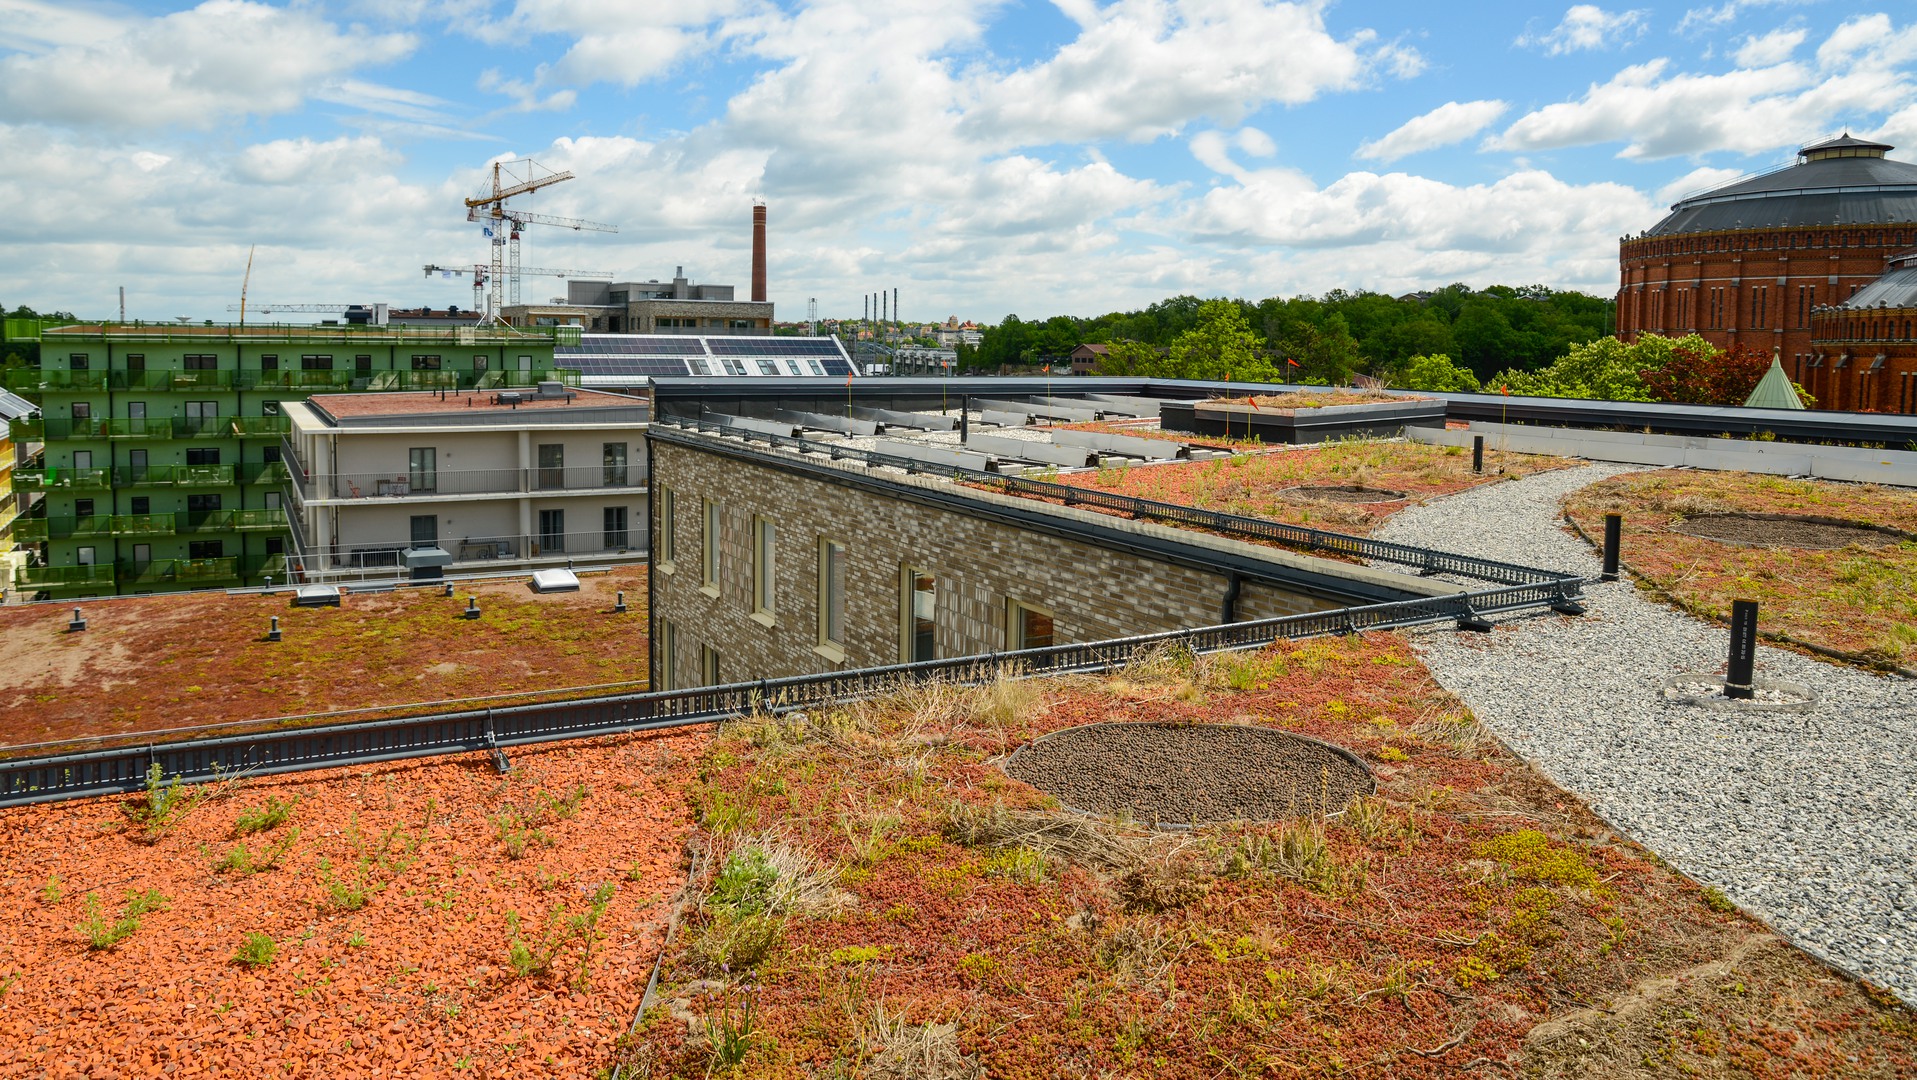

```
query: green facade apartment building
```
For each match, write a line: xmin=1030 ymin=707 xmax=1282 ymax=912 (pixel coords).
xmin=7 ymin=322 xmax=570 ymax=600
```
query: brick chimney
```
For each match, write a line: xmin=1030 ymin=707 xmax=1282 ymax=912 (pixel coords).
xmin=751 ymin=203 xmax=767 ymax=303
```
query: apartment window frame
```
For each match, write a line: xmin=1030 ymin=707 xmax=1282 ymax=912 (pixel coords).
xmin=260 ymin=354 xmax=279 ymax=372
xmin=68 ymin=354 xmax=89 ymax=371
xmin=659 ymin=620 xmax=677 ymax=692
xmin=1006 ymin=598 xmax=1056 ymax=652
xmin=188 ymin=539 xmax=224 ymax=560
xmin=816 ymin=537 xmax=846 ymax=660
xmin=409 ymin=354 xmax=443 ymax=371
xmin=537 ymin=444 xmax=564 ymax=489
xmin=408 ymin=447 xmax=437 ymax=493
xmin=700 ymin=644 xmax=721 ymax=687
xmin=751 ymin=516 xmax=777 ymax=624
xmin=183 ymin=354 xmax=218 ymax=371
xmin=900 ymin=566 xmax=935 ymax=664
xmin=300 ymin=354 xmax=333 ymax=371
xmin=537 ymin=508 xmax=565 ymax=554
xmin=700 ymin=498 xmax=721 ymax=596
xmin=657 ymin=487 xmax=676 ymax=571
xmin=602 ymin=442 xmax=628 ymax=487
xmin=604 ymin=505 xmax=629 ymax=551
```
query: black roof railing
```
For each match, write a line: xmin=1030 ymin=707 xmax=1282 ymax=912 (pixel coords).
xmin=0 ymin=580 xmax=1583 ymax=809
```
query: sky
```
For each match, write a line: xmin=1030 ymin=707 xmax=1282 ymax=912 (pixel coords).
xmin=3 ymin=1 xmax=1916 ymax=325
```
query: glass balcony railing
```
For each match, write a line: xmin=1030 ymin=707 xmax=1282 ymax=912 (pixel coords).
xmin=236 ymin=370 xmax=357 ymax=391
xmin=114 ymin=557 xmax=241 ymax=587
xmin=240 ymin=460 xmax=290 ymax=486
xmin=110 ymin=370 xmax=236 ymax=391
xmin=111 ymin=464 xmax=237 ymax=487
xmin=6 ymin=369 xmax=109 ymax=392
xmin=173 ymin=508 xmax=287 ymax=533
xmin=15 ymin=563 xmax=116 ymax=590
xmin=9 ymin=417 xmax=44 ymax=442
xmin=13 ymin=514 xmax=176 ymax=541
xmin=230 ymin=415 xmax=291 ymax=437
xmin=37 ymin=417 xmax=176 ymax=440
xmin=12 ymin=467 xmax=112 ymax=492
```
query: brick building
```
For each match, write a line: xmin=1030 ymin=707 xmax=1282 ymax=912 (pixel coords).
xmin=1617 ymin=135 xmax=1917 ymax=412
xmin=645 ymin=423 xmax=1458 ymax=689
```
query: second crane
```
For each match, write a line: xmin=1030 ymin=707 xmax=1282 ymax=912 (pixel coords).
xmin=466 ymin=157 xmax=617 ymax=319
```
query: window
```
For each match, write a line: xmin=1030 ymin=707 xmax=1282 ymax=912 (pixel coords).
xmin=300 ymin=354 xmax=333 ymax=371
xmin=658 ymin=487 xmax=676 ymax=567
xmin=603 ymin=443 xmax=628 ymax=486
xmin=902 ymin=568 xmax=935 ymax=663
xmin=752 ymin=517 xmax=777 ymax=617
xmin=186 ymin=493 xmax=222 ymax=515
xmin=185 ymin=400 xmax=218 ymax=421
xmin=127 ymin=402 xmax=146 ymax=419
xmin=264 ymin=492 xmax=281 ymax=510
xmin=408 ymin=448 xmax=437 ymax=492
xmin=261 ymin=354 xmax=279 ymax=372
xmin=70 ymin=401 xmax=91 ymax=420
xmin=537 ymin=444 xmax=564 ymax=488
xmin=410 ymin=515 xmax=437 ymax=548
xmin=262 ymin=401 xmax=282 ymax=416
xmin=130 ymin=543 xmax=151 ymax=566
xmin=659 ymin=620 xmax=677 ymax=692
xmin=265 ymin=537 xmax=284 ymax=556
xmin=604 ymin=506 xmax=629 ymax=550
xmin=185 ymin=447 xmax=221 ymax=465
xmin=130 ymin=496 xmax=150 ymax=515
xmin=74 ymin=498 xmax=95 ymax=518
xmin=1007 ymin=599 xmax=1055 ymax=651
xmin=262 ymin=446 xmax=280 ymax=463
xmin=702 ymin=499 xmax=721 ymax=591
xmin=410 ymin=354 xmax=443 ymax=371
xmin=76 ymin=545 xmax=96 ymax=565
xmin=68 ymin=354 xmax=89 ymax=371
xmin=538 ymin=509 xmax=566 ymax=554
xmin=189 ymin=540 xmax=224 ymax=559
xmin=73 ymin=449 xmax=92 ymax=470
xmin=184 ymin=354 xmax=217 ymax=370
xmin=818 ymin=538 xmax=846 ymax=650
xmin=356 ymin=355 xmax=373 ymax=374
xmin=700 ymin=645 xmax=721 ymax=687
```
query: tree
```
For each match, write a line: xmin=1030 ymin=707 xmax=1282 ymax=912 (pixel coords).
xmin=1396 ymin=353 xmax=1480 ymax=393
xmin=1165 ymin=299 xmax=1274 ymax=381
xmin=1093 ymin=339 xmax=1162 ymax=377
xmin=1638 ymin=339 xmax=1772 ymax=405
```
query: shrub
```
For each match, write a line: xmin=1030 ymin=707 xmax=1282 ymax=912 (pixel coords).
xmin=125 ymin=764 xmax=204 ymax=843
xmin=233 ymin=796 xmax=295 ymax=836
xmin=233 ymin=932 xmax=277 ymax=968
xmin=77 ymin=889 xmax=168 ymax=950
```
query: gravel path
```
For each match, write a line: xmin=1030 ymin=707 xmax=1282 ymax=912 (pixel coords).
xmin=1375 ymin=463 xmax=1917 ymax=1004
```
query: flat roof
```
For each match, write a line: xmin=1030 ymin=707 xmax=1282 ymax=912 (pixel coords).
xmin=308 ymin=388 xmax=645 ymax=422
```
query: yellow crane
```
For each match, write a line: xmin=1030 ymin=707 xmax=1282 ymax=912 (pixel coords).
xmin=465 ymin=158 xmax=617 ymax=319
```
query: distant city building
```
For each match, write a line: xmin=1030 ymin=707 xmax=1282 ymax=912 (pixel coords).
xmin=1618 ymin=134 xmax=1917 ymax=412
xmin=503 ymin=269 xmax=774 ymax=336
xmin=282 ymin=387 xmax=650 ymax=582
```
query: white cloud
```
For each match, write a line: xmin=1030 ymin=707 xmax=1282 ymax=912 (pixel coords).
xmin=963 ymin=0 xmax=1395 ymax=146
xmin=1490 ymin=16 xmax=1917 ymax=159
xmin=1654 ymin=164 xmax=1748 ymax=206
xmin=1517 ymin=5 xmax=1649 ymax=56
xmin=1167 ymin=166 xmax=1657 ymax=295
xmin=1734 ymin=26 xmax=1806 ymax=67
xmin=1357 ymin=100 xmax=1509 ymax=162
xmin=458 ymin=0 xmax=764 ymax=89
xmin=1677 ymin=0 xmax=1805 ymax=36
xmin=0 ymin=0 xmax=415 ymax=130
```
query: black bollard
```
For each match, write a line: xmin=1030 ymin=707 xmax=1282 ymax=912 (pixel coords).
xmin=67 ymin=607 xmax=86 ymax=633
xmin=960 ymin=395 xmax=970 ymax=443
xmin=1472 ymin=434 xmax=1484 ymax=474
xmin=1601 ymin=513 xmax=1622 ymax=582
xmin=462 ymin=597 xmax=481 ymax=620
xmin=614 ymin=589 xmax=628 ymax=614
xmin=267 ymin=615 xmax=282 ymax=642
xmin=1725 ymin=599 xmax=1758 ymax=700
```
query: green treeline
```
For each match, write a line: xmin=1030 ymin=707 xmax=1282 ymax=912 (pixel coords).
xmin=965 ymin=285 xmax=1614 ymax=386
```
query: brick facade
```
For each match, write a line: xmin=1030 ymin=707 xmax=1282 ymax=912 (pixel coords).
xmin=645 ymin=433 xmax=1440 ymax=689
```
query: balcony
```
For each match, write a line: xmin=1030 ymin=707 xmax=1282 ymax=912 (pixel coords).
xmin=15 ymin=562 xmax=116 ymax=591
xmin=6 ymin=368 xmax=109 ymax=392
xmin=111 ymin=464 xmax=237 ymax=487
xmin=292 ymin=463 xmax=648 ymax=502
xmin=110 ymin=369 xmax=236 ymax=391
xmin=37 ymin=417 xmax=176 ymax=440
xmin=294 ymin=527 xmax=644 ymax=582
xmin=244 ymin=552 xmax=289 ymax=581
xmin=240 ymin=460 xmax=290 ymax=486
xmin=9 ymin=417 xmax=44 ymax=442
xmin=230 ymin=415 xmax=291 ymax=438
xmin=116 ymin=556 xmax=242 ymax=588
xmin=236 ymin=370 xmax=357 ymax=391
xmin=173 ymin=508 xmax=287 ymax=533
xmin=12 ymin=467 xmax=112 ymax=492
xmin=14 ymin=514 xmax=176 ymax=542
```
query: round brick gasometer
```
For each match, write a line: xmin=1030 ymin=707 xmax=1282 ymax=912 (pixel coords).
xmin=1003 ymin=722 xmax=1375 ymax=828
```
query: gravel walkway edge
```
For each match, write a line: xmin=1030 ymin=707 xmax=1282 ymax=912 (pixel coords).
xmin=1372 ymin=463 xmax=1917 ymax=1005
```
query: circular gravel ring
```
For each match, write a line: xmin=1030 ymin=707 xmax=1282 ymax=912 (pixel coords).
xmin=1280 ymin=484 xmax=1410 ymax=504
xmin=1672 ymin=513 xmax=1905 ymax=550
xmin=1660 ymin=673 xmax=1819 ymax=714
xmin=1003 ymin=722 xmax=1375 ymax=828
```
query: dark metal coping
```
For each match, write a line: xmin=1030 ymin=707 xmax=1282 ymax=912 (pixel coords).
xmin=647 ymin=417 xmax=1583 ymax=602
xmin=0 ymin=581 xmax=1578 ymax=808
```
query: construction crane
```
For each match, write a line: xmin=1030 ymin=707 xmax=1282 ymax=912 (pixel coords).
xmin=224 ymin=302 xmax=394 ymax=325
xmin=423 ymin=263 xmax=612 ymax=317
xmin=464 ymin=158 xmax=617 ymax=318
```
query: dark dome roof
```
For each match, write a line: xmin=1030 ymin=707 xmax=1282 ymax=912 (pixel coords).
xmin=1644 ymin=135 xmax=1917 ymax=236
xmin=1837 ymin=251 xmax=1917 ymax=310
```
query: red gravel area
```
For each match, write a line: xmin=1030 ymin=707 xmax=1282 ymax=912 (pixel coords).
xmin=0 ymin=726 xmax=705 ymax=1079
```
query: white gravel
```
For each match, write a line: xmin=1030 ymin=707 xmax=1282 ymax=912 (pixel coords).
xmin=1374 ymin=462 xmax=1917 ymax=1004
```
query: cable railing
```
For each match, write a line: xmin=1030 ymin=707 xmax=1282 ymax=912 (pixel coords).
xmin=652 ymin=415 xmax=1581 ymax=589
xmin=0 ymin=580 xmax=1577 ymax=808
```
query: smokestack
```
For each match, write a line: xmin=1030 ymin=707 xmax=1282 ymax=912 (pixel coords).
xmin=751 ymin=203 xmax=767 ymax=303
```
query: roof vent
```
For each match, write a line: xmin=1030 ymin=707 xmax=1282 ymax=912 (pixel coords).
xmin=537 ymin=381 xmax=566 ymax=397
xmin=496 ymin=391 xmax=524 ymax=405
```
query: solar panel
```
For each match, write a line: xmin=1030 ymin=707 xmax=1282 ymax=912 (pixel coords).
xmin=555 ymin=354 xmax=690 ymax=377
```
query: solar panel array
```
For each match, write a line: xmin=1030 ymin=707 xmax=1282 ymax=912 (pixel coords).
xmin=555 ymin=334 xmax=854 ymax=379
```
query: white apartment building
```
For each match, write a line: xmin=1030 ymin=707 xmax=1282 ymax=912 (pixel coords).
xmin=282 ymin=385 xmax=649 ymax=582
